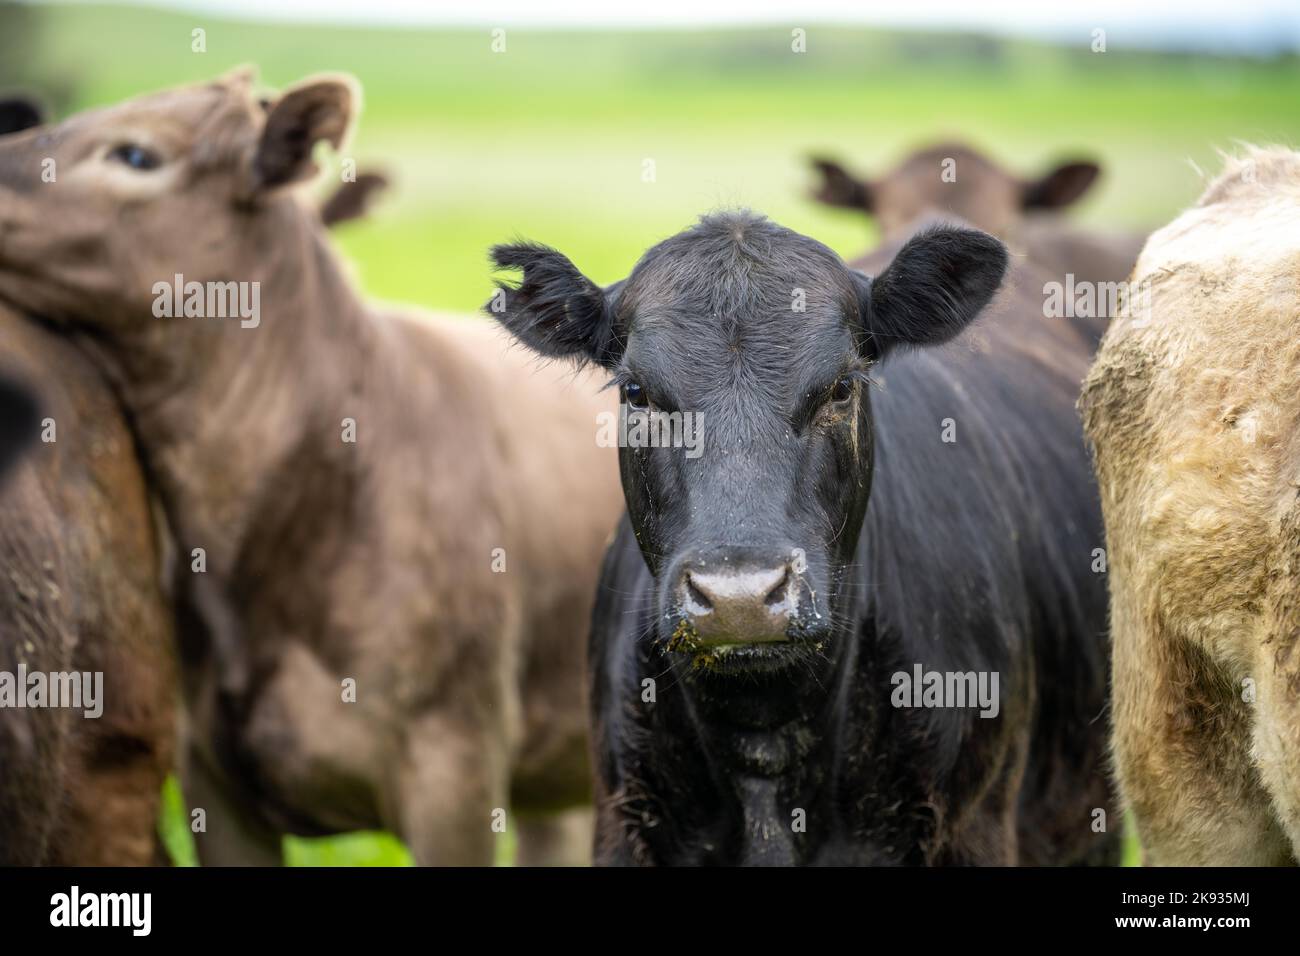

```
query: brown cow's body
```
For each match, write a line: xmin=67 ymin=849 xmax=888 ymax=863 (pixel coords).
xmin=0 ymin=303 xmax=175 ymax=865
xmin=1081 ymin=147 xmax=1300 ymax=865
xmin=173 ymin=303 xmax=620 ymax=865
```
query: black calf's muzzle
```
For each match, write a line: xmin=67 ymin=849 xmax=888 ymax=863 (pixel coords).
xmin=680 ymin=562 xmax=797 ymax=644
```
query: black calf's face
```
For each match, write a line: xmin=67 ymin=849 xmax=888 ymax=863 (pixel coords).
xmin=489 ymin=213 xmax=1005 ymax=676
xmin=612 ymin=226 xmax=872 ymax=672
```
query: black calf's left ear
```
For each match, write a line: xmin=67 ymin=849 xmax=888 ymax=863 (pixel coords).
xmin=486 ymin=243 xmax=623 ymax=369
xmin=0 ymin=96 xmax=46 ymax=135
xmin=856 ymin=226 xmax=1007 ymax=358
xmin=253 ymin=75 xmax=358 ymax=190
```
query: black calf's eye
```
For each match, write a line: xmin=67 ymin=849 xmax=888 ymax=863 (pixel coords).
xmin=830 ymin=376 xmax=855 ymax=404
xmin=624 ymin=382 xmax=648 ymax=410
xmin=107 ymin=143 xmax=162 ymax=171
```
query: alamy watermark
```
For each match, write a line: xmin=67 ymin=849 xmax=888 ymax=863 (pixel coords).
xmin=1043 ymin=273 xmax=1152 ymax=325
xmin=50 ymin=886 xmax=150 ymax=936
xmin=152 ymin=274 xmax=261 ymax=328
xmin=0 ymin=665 xmax=103 ymax=718
xmin=890 ymin=664 xmax=1000 ymax=718
xmin=597 ymin=406 xmax=704 ymax=458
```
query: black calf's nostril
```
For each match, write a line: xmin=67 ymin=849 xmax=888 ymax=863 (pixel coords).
xmin=763 ymin=567 xmax=791 ymax=609
xmin=684 ymin=573 xmax=713 ymax=614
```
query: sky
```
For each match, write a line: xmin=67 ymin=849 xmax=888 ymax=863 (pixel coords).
xmin=46 ymin=0 xmax=1300 ymax=52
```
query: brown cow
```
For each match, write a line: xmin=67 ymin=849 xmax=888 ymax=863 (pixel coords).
xmin=0 ymin=96 xmax=390 ymax=867
xmin=0 ymin=99 xmax=175 ymax=867
xmin=0 ymin=302 xmax=176 ymax=865
xmin=0 ymin=68 xmax=622 ymax=865
xmin=1080 ymin=146 xmax=1300 ymax=865
xmin=810 ymin=142 xmax=1147 ymax=343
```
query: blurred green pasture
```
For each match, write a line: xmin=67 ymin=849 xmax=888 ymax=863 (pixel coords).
xmin=17 ymin=3 xmax=1300 ymax=315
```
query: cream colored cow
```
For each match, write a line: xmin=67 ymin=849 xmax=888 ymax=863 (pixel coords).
xmin=1081 ymin=146 xmax=1300 ymax=865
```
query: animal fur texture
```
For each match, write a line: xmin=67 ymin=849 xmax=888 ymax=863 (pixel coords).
xmin=1081 ymin=146 xmax=1300 ymax=865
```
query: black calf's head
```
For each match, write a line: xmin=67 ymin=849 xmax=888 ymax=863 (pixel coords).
xmin=489 ymin=212 xmax=1005 ymax=675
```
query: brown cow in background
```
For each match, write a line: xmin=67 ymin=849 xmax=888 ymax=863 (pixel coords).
xmin=810 ymin=142 xmax=1147 ymax=344
xmin=0 ymin=96 xmax=407 ymax=867
xmin=0 ymin=99 xmax=175 ymax=867
xmin=0 ymin=303 xmax=177 ymax=866
xmin=0 ymin=69 xmax=622 ymax=865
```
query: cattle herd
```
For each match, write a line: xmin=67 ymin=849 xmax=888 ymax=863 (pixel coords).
xmin=0 ymin=68 xmax=1295 ymax=867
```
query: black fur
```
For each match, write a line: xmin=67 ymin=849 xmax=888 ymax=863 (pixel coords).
xmin=487 ymin=242 xmax=622 ymax=367
xmin=864 ymin=226 xmax=1008 ymax=355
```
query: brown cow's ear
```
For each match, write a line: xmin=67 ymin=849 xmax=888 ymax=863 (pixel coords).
xmin=855 ymin=225 xmax=1007 ymax=360
xmin=320 ymin=171 xmax=390 ymax=227
xmin=809 ymin=157 xmax=874 ymax=212
xmin=486 ymin=243 xmax=624 ymax=369
xmin=252 ymin=75 xmax=358 ymax=191
xmin=218 ymin=64 xmax=259 ymax=90
xmin=0 ymin=96 xmax=45 ymax=135
xmin=1022 ymin=160 xmax=1100 ymax=210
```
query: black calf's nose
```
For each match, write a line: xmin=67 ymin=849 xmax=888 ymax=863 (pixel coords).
xmin=681 ymin=563 xmax=797 ymax=644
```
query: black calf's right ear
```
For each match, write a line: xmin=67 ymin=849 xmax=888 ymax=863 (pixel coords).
xmin=856 ymin=225 xmax=1007 ymax=358
xmin=486 ymin=243 xmax=623 ymax=368
xmin=0 ymin=96 xmax=45 ymax=135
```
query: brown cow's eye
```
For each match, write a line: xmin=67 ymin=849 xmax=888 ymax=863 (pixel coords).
xmin=107 ymin=143 xmax=162 ymax=171
xmin=624 ymin=382 xmax=649 ymax=410
xmin=830 ymin=376 xmax=855 ymax=404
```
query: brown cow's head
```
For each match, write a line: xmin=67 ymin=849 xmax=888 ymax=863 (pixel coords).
xmin=0 ymin=68 xmax=357 ymax=329
xmin=810 ymin=143 xmax=1099 ymax=239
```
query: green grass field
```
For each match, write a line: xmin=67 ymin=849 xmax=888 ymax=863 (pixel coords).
xmin=20 ymin=3 xmax=1300 ymax=316
xmin=15 ymin=2 xmax=1295 ymax=865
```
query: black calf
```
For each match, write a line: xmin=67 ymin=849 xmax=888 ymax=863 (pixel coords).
xmin=488 ymin=211 xmax=1116 ymax=865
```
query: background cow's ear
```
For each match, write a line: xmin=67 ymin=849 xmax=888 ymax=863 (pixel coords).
xmin=319 ymin=170 xmax=389 ymax=227
xmin=0 ymin=373 xmax=40 ymax=481
xmin=1021 ymin=160 xmax=1101 ymax=210
xmin=855 ymin=226 xmax=1007 ymax=359
xmin=809 ymin=157 xmax=874 ymax=212
xmin=253 ymin=75 xmax=358 ymax=191
xmin=486 ymin=243 xmax=623 ymax=369
xmin=0 ymin=96 xmax=45 ymax=135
